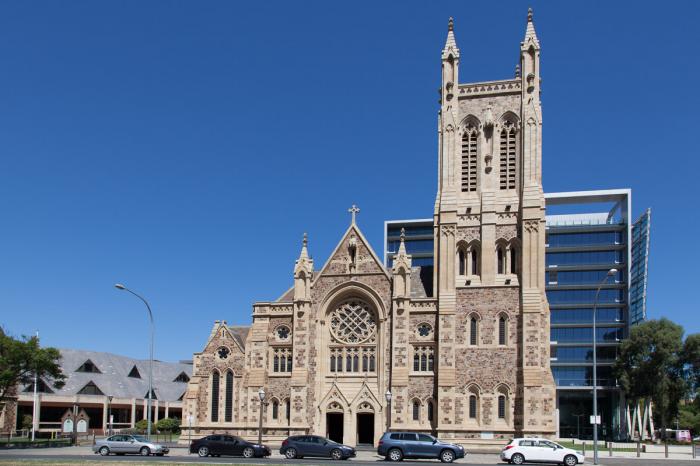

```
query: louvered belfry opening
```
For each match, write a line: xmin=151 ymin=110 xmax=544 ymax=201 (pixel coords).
xmin=461 ymin=125 xmax=478 ymax=192
xmin=499 ymin=121 xmax=517 ymax=190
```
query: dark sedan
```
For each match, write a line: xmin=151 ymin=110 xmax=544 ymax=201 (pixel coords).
xmin=190 ymin=435 xmax=271 ymax=458
xmin=280 ymin=435 xmax=356 ymax=460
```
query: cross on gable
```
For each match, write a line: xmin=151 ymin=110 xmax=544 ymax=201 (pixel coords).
xmin=348 ymin=204 xmax=360 ymax=224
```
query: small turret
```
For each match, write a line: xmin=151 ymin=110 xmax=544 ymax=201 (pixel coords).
xmin=441 ymin=17 xmax=460 ymax=106
xmin=293 ymin=233 xmax=313 ymax=302
xmin=392 ymin=228 xmax=412 ymax=298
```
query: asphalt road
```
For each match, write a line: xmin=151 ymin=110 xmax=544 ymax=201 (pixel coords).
xmin=0 ymin=453 xmax=696 ymax=465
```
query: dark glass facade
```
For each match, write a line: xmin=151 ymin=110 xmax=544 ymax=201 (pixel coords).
xmin=629 ymin=209 xmax=651 ymax=325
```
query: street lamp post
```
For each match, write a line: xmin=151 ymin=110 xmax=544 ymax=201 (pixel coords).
xmin=107 ymin=395 xmax=113 ymax=436
xmin=592 ymin=268 xmax=617 ymax=465
xmin=115 ymin=284 xmax=154 ymax=439
xmin=385 ymin=390 xmax=392 ymax=431
xmin=258 ymin=388 xmax=266 ymax=445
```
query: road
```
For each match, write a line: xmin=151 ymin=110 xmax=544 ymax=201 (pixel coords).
xmin=0 ymin=449 xmax=697 ymax=465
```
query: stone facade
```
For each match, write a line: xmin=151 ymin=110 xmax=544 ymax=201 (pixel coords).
xmin=182 ymin=10 xmax=556 ymax=446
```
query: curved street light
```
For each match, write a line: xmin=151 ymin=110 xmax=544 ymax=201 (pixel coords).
xmin=592 ymin=268 xmax=617 ymax=465
xmin=115 ymin=284 xmax=154 ymax=439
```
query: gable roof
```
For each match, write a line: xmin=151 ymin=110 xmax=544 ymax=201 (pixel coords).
xmin=21 ymin=348 xmax=193 ymax=402
xmin=316 ymin=223 xmax=389 ymax=279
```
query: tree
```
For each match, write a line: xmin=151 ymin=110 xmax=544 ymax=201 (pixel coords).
xmin=614 ymin=319 xmax=697 ymax=440
xmin=21 ymin=414 xmax=32 ymax=431
xmin=0 ymin=327 xmax=66 ymax=402
xmin=155 ymin=417 xmax=180 ymax=433
xmin=134 ymin=419 xmax=152 ymax=433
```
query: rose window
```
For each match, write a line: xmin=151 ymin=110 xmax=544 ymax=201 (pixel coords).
xmin=217 ymin=347 xmax=230 ymax=360
xmin=329 ymin=300 xmax=377 ymax=344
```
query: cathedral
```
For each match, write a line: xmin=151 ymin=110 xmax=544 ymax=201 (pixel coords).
xmin=182 ymin=10 xmax=556 ymax=446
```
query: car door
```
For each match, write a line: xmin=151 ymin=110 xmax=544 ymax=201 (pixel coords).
xmin=401 ymin=433 xmax=419 ymax=457
xmin=538 ymin=440 xmax=562 ymax=462
xmin=531 ymin=440 xmax=555 ymax=462
xmin=207 ymin=435 xmax=223 ymax=455
xmin=220 ymin=436 xmax=237 ymax=456
xmin=308 ymin=436 xmax=326 ymax=456
xmin=105 ymin=435 xmax=123 ymax=453
xmin=294 ymin=436 xmax=311 ymax=456
xmin=414 ymin=434 xmax=437 ymax=458
xmin=517 ymin=440 xmax=536 ymax=460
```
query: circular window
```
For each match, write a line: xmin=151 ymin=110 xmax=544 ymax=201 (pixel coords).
xmin=329 ymin=300 xmax=377 ymax=344
xmin=217 ymin=347 xmax=230 ymax=360
xmin=276 ymin=325 xmax=291 ymax=341
xmin=417 ymin=323 xmax=433 ymax=338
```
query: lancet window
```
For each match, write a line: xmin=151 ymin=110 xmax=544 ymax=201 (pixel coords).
xmin=461 ymin=124 xmax=478 ymax=192
xmin=499 ymin=119 xmax=517 ymax=190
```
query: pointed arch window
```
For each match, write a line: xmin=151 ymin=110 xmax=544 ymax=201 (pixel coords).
xmin=413 ymin=346 xmax=434 ymax=372
xmin=412 ymin=400 xmax=420 ymax=421
xmin=461 ymin=124 xmax=478 ymax=192
xmin=510 ymin=245 xmax=518 ymax=274
xmin=497 ymin=246 xmax=505 ymax=274
xmin=427 ymin=400 xmax=434 ymax=422
xmin=272 ymin=348 xmax=292 ymax=373
xmin=272 ymin=400 xmax=279 ymax=420
xmin=469 ymin=317 xmax=479 ymax=346
xmin=499 ymin=120 xmax=517 ymax=190
xmin=224 ymin=370 xmax=234 ymax=422
xmin=471 ymin=247 xmax=479 ymax=275
xmin=458 ymin=248 xmax=466 ymax=275
xmin=469 ymin=394 xmax=478 ymax=419
xmin=211 ymin=371 xmax=220 ymax=422
xmin=285 ymin=399 xmax=291 ymax=424
xmin=498 ymin=395 xmax=506 ymax=419
xmin=499 ymin=315 xmax=508 ymax=345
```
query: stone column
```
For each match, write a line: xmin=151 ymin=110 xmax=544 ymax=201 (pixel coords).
xmin=130 ymin=400 xmax=136 ymax=427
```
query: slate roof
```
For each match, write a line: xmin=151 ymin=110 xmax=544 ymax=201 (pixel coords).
xmin=21 ymin=348 xmax=192 ymax=402
xmin=227 ymin=326 xmax=250 ymax=349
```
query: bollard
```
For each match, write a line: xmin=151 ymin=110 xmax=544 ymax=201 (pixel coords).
xmin=609 ymin=441 xmax=613 ymax=457
xmin=692 ymin=441 xmax=696 ymax=459
xmin=665 ymin=441 xmax=669 ymax=458
xmin=636 ymin=440 xmax=640 ymax=457
xmin=582 ymin=441 xmax=586 ymax=456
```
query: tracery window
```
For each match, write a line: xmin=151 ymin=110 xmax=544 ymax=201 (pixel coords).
xmin=412 ymin=346 xmax=435 ymax=372
xmin=417 ymin=323 xmax=433 ymax=338
xmin=328 ymin=298 xmax=377 ymax=374
xmin=498 ymin=395 xmax=506 ymax=419
xmin=330 ymin=300 xmax=377 ymax=344
xmin=499 ymin=120 xmax=517 ymax=190
xmin=275 ymin=325 xmax=291 ymax=341
xmin=469 ymin=394 xmax=478 ymax=419
xmin=461 ymin=124 xmax=478 ymax=192
xmin=272 ymin=348 xmax=293 ymax=373
xmin=217 ymin=347 xmax=230 ymax=360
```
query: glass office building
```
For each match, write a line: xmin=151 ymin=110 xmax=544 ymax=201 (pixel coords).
xmin=384 ymin=189 xmax=651 ymax=440
xmin=629 ymin=209 xmax=652 ymax=325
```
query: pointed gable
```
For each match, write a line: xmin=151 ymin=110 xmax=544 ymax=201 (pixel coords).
xmin=76 ymin=359 xmax=101 ymax=374
xmin=316 ymin=224 xmax=389 ymax=279
xmin=128 ymin=365 xmax=141 ymax=379
xmin=77 ymin=381 xmax=104 ymax=396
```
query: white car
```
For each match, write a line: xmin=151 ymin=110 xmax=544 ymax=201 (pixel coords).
xmin=500 ymin=438 xmax=584 ymax=465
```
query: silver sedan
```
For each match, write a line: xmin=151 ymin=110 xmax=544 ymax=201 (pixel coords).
xmin=92 ymin=434 xmax=169 ymax=456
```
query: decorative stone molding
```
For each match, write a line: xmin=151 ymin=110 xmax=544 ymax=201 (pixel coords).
xmin=456 ymin=227 xmax=480 ymax=243
xmin=458 ymin=80 xmax=521 ymax=97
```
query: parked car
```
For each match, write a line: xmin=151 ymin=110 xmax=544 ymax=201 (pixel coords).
xmin=92 ymin=434 xmax=169 ymax=456
xmin=280 ymin=435 xmax=356 ymax=460
xmin=190 ymin=435 xmax=271 ymax=458
xmin=500 ymin=438 xmax=584 ymax=465
xmin=377 ymin=432 xmax=465 ymax=463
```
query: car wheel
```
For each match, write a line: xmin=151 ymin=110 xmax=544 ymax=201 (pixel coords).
xmin=198 ymin=446 xmax=210 ymax=457
xmin=388 ymin=448 xmax=403 ymax=462
xmin=285 ymin=447 xmax=298 ymax=459
xmin=140 ymin=446 xmax=151 ymax=456
xmin=243 ymin=447 xmax=255 ymax=458
xmin=440 ymin=449 xmax=455 ymax=463
xmin=511 ymin=453 xmax=525 ymax=465
xmin=98 ymin=446 xmax=110 ymax=456
xmin=331 ymin=448 xmax=343 ymax=460
xmin=564 ymin=454 xmax=578 ymax=466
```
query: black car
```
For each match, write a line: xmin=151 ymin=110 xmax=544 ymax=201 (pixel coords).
xmin=280 ymin=435 xmax=356 ymax=460
xmin=190 ymin=435 xmax=271 ymax=458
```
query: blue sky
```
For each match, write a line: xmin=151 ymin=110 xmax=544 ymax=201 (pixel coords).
xmin=0 ymin=1 xmax=696 ymax=361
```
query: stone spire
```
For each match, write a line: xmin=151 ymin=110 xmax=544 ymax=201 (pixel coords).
xmin=299 ymin=232 xmax=309 ymax=260
xmin=442 ymin=17 xmax=460 ymax=59
xmin=522 ymin=7 xmax=540 ymax=49
xmin=397 ymin=228 xmax=407 ymax=256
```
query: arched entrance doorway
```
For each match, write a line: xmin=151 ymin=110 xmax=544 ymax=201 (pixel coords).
xmin=356 ymin=402 xmax=375 ymax=445
xmin=326 ymin=402 xmax=344 ymax=443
